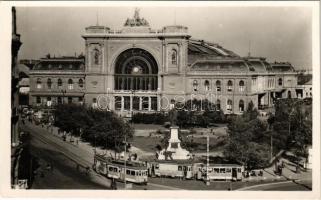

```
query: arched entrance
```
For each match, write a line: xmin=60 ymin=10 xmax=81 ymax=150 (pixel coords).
xmin=114 ymin=48 xmax=158 ymax=91
xmin=113 ymin=48 xmax=159 ymax=113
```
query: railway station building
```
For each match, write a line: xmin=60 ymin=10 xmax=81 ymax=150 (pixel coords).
xmin=29 ymin=10 xmax=300 ymax=116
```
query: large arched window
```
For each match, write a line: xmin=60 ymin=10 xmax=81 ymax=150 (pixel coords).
xmin=227 ymin=99 xmax=233 ymax=111
xmin=239 ymin=100 xmax=245 ymax=112
xmin=47 ymin=78 xmax=52 ymax=89
xmin=216 ymin=80 xmax=221 ymax=92
xmin=239 ymin=80 xmax=245 ymax=92
xmin=114 ymin=48 xmax=158 ymax=91
xmin=278 ymin=78 xmax=283 ymax=86
xmin=204 ymin=80 xmax=210 ymax=91
xmin=68 ymin=79 xmax=73 ymax=90
xmin=171 ymin=49 xmax=177 ymax=65
xmin=78 ymin=79 xmax=84 ymax=88
xmin=36 ymin=78 xmax=42 ymax=89
xmin=227 ymin=80 xmax=233 ymax=92
xmin=58 ymin=78 xmax=63 ymax=88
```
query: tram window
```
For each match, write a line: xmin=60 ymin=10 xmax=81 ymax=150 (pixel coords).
xmin=155 ymin=164 xmax=159 ymax=169
xmin=126 ymin=170 xmax=130 ymax=175
xmin=220 ymin=168 xmax=226 ymax=173
xmin=114 ymin=168 xmax=118 ymax=172
xmin=178 ymin=166 xmax=182 ymax=171
xmin=214 ymin=168 xmax=219 ymax=173
xmin=237 ymin=168 xmax=241 ymax=173
xmin=109 ymin=167 xmax=113 ymax=171
xmin=131 ymin=171 xmax=135 ymax=176
xmin=138 ymin=171 xmax=141 ymax=176
xmin=226 ymin=168 xmax=231 ymax=173
xmin=183 ymin=166 xmax=187 ymax=171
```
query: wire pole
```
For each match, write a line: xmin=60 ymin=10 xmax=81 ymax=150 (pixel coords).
xmin=206 ymin=135 xmax=210 ymax=185
xmin=124 ymin=134 xmax=127 ymax=189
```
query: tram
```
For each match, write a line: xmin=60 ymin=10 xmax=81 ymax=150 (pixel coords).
xmin=148 ymin=160 xmax=195 ymax=179
xmin=194 ymin=163 xmax=244 ymax=181
xmin=93 ymin=154 xmax=148 ymax=184
xmin=147 ymin=160 xmax=243 ymax=181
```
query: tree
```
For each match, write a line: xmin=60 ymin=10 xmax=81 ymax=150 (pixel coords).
xmin=53 ymin=104 xmax=134 ymax=152
xmin=269 ymin=99 xmax=312 ymax=155
xmin=223 ymin=102 xmax=270 ymax=170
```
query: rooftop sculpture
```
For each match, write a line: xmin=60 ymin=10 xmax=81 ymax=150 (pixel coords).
xmin=124 ymin=8 xmax=150 ymax=27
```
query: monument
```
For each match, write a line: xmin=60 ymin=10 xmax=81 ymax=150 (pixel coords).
xmin=156 ymin=109 xmax=191 ymax=160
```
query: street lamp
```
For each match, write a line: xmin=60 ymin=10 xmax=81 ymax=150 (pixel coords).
xmin=288 ymin=99 xmax=304 ymax=174
xmin=206 ymin=135 xmax=210 ymax=186
xmin=123 ymin=134 xmax=127 ymax=189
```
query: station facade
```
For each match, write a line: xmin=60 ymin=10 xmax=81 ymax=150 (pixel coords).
xmin=29 ymin=10 xmax=299 ymax=116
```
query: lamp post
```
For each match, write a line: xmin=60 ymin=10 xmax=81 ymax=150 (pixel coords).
xmin=206 ymin=135 xmax=210 ymax=186
xmin=124 ymin=134 xmax=127 ymax=189
xmin=288 ymin=99 xmax=303 ymax=174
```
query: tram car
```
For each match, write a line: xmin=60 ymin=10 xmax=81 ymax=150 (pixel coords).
xmin=93 ymin=154 xmax=148 ymax=184
xmin=194 ymin=163 xmax=244 ymax=181
xmin=148 ymin=160 xmax=198 ymax=179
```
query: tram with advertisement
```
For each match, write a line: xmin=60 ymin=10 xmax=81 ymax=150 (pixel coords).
xmin=93 ymin=154 xmax=148 ymax=185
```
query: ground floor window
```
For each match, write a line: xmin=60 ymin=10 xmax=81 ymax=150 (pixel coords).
xmin=36 ymin=96 xmax=41 ymax=104
xmin=133 ymin=96 xmax=140 ymax=110
xmin=57 ymin=97 xmax=62 ymax=104
xmin=239 ymin=100 xmax=244 ymax=112
xmin=68 ymin=97 xmax=73 ymax=104
xmin=47 ymin=97 xmax=52 ymax=107
xmin=151 ymin=97 xmax=157 ymax=111
xmin=227 ymin=99 xmax=233 ymax=111
xmin=142 ymin=97 xmax=149 ymax=110
xmin=124 ymin=96 xmax=130 ymax=111
xmin=115 ymin=96 xmax=121 ymax=110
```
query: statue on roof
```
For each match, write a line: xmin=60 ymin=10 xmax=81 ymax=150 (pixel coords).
xmin=124 ymin=8 xmax=149 ymax=27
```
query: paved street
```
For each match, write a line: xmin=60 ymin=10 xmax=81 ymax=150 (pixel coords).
xmin=21 ymin=121 xmax=312 ymax=190
xmin=22 ymin=122 xmax=181 ymax=190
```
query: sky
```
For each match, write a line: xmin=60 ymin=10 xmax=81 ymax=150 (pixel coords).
xmin=16 ymin=6 xmax=312 ymax=70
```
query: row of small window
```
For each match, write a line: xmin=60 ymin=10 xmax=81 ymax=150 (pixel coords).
xmin=36 ymin=78 xmax=84 ymax=89
xmin=110 ymin=96 xmax=158 ymax=111
xmin=205 ymin=99 xmax=245 ymax=112
xmin=192 ymin=80 xmax=245 ymax=92
xmin=36 ymin=96 xmax=83 ymax=104
xmin=199 ymin=167 xmax=242 ymax=173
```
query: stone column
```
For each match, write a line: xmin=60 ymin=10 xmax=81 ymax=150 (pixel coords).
xmin=148 ymin=96 xmax=151 ymax=111
xmin=130 ymin=95 xmax=133 ymax=112
xmin=139 ymin=97 xmax=142 ymax=111
xmin=121 ymin=96 xmax=124 ymax=112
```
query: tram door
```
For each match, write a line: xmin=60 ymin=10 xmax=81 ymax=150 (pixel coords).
xmin=232 ymin=168 xmax=237 ymax=180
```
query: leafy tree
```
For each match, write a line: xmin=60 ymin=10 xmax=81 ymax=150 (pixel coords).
xmin=223 ymin=102 xmax=270 ymax=170
xmin=268 ymin=99 xmax=312 ymax=156
xmin=53 ymin=104 xmax=134 ymax=152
